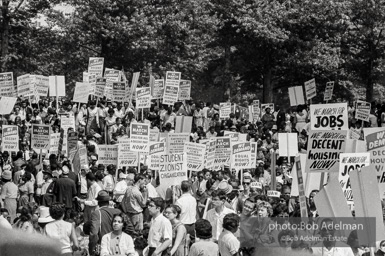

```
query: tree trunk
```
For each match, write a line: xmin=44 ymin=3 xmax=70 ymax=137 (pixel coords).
xmin=263 ymin=55 xmax=273 ymax=103
xmin=366 ymin=67 xmax=373 ymax=102
xmin=222 ymin=44 xmax=231 ymax=102
xmin=1 ymin=0 xmax=10 ymax=72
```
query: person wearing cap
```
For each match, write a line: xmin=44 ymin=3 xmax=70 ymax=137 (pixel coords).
xmin=204 ymin=190 xmax=235 ymax=242
xmin=0 ymin=170 xmax=18 ymax=222
xmin=76 ymin=172 xmax=102 ymax=222
xmin=53 ymin=165 xmax=77 ymax=219
xmin=41 ymin=169 xmax=55 ymax=207
xmin=113 ymin=172 xmax=129 ymax=205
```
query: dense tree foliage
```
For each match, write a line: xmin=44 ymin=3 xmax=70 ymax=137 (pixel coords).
xmin=1 ymin=0 xmax=385 ymax=106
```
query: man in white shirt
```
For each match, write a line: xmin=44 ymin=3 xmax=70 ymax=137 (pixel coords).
xmin=76 ymin=172 xmax=102 ymax=222
xmin=113 ymin=173 xmax=128 ymax=204
xmin=219 ymin=213 xmax=240 ymax=256
xmin=204 ymin=190 xmax=235 ymax=242
xmin=176 ymin=180 xmax=197 ymax=241
xmin=147 ymin=197 xmax=172 ymax=256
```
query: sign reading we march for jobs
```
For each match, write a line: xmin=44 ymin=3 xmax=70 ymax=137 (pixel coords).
xmin=310 ymin=103 xmax=348 ymax=130
xmin=130 ymin=123 xmax=150 ymax=152
xmin=31 ymin=124 xmax=50 ymax=150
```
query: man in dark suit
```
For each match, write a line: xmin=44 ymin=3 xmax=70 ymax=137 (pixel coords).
xmin=275 ymin=105 xmax=286 ymax=131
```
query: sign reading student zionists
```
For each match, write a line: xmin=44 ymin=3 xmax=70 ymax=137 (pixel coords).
xmin=130 ymin=123 xmax=149 ymax=152
xmin=31 ymin=124 xmax=50 ymax=150
xmin=159 ymin=153 xmax=188 ymax=189
xmin=306 ymin=130 xmax=347 ymax=172
xmin=231 ymin=142 xmax=252 ymax=169
xmin=339 ymin=153 xmax=370 ymax=203
xmin=310 ymin=103 xmax=348 ymax=130
xmin=2 ymin=125 xmax=18 ymax=152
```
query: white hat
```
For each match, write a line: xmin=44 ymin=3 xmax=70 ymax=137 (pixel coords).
xmin=119 ymin=173 xmax=127 ymax=179
xmin=62 ymin=165 xmax=70 ymax=175
xmin=38 ymin=206 xmax=54 ymax=224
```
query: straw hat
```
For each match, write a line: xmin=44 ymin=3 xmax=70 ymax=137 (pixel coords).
xmin=37 ymin=206 xmax=54 ymax=224
xmin=217 ymin=181 xmax=233 ymax=195
xmin=1 ymin=170 xmax=12 ymax=180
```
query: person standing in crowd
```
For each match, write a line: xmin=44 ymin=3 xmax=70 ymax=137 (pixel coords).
xmin=76 ymin=172 xmax=102 ymax=222
xmin=53 ymin=166 xmax=77 ymax=219
xmin=44 ymin=203 xmax=79 ymax=255
xmin=204 ymin=190 xmax=235 ymax=242
xmin=164 ymin=204 xmax=187 ymax=256
xmin=0 ymin=170 xmax=18 ymax=222
xmin=218 ymin=213 xmax=240 ymax=256
xmin=103 ymin=165 xmax=115 ymax=196
xmin=113 ymin=172 xmax=128 ymax=206
xmin=121 ymin=174 xmax=148 ymax=232
xmin=188 ymin=219 xmax=218 ymax=256
xmin=147 ymin=197 xmax=172 ymax=256
xmin=18 ymin=172 xmax=34 ymax=207
xmin=176 ymin=180 xmax=196 ymax=243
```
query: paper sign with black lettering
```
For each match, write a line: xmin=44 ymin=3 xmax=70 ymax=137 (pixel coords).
xmin=50 ymin=132 xmax=67 ymax=156
xmin=149 ymin=128 xmax=160 ymax=142
xmin=204 ymin=139 xmax=216 ymax=169
xmin=148 ymin=142 xmax=166 ymax=171
xmin=104 ymin=68 xmax=121 ymax=82
xmin=130 ymin=123 xmax=149 ymax=152
xmin=17 ymin=74 xmax=31 ymax=97
xmin=165 ymin=71 xmax=181 ymax=87
xmin=151 ymin=79 xmax=164 ymax=99
xmin=220 ymin=102 xmax=231 ymax=119
xmin=213 ymin=137 xmax=231 ymax=170
xmin=60 ymin=115 xmax=75 ymax=132
xmin=111 ymin=82 xmax=126 ymax=102
xmin=324 ymin=81 xmax=334 ymax=101
xmin=136 ymin=87 xmax=151 ymax=109
xmin=94 ymin=78 xmax=106 ymax=98
xmin=310 ymin=103 xmax=348 ymax=130
xmin=178 ymin=80 xmax=191 ymax=101
xmin=355 ymin=100 xmax=371 ymax=122
xmin=31 ymin=125 xmax=50 ymax=150
xmin=231 ymin=142 xmax=252 ymax=170
xmin=305 ymin=78 xmax=316 ymax=100
xmin=184 ymin=142 xmax=206 ymax=171
xmin=0 ymin=72 xmax=16 ymax=97
xmin=163 ymin=85 xmax=179 ymax=106
xmin=224 ymin=131 xmax=239 ymax=143
xmin=288 ymin=86 xmax=305 ymax=106
xmin=98 ymin=145 xmax=118 ymax=165
xmin=67 ymin=131 xmax=78 ymax=160
xmin=250 ymin=181 xmax=262 ymax=190
xmin=350 ymin=128 xmax=361 ymax=140
xmin=117 ymin=139 xmax=139 ymax=168
xmin=267 ymin=190 xmax=281 ymax=198
xmin=73 ymin=82 xmax=90 ymax=103
xmin=306 ymin=130 xmax=347 ymax=172
xmin=339 ymin=153 xmax=370 ymax=203
xmin=252 ymin=100 xmax=260 ymax=120
xmin=88 ymin=57 xmax=104 ymax=77
xmin=31 ymin=75 xmax=49 ymax=97
xmin=79 ymin=145 xmax=88 ymax=167
xmin=167 ymin=133 xmax=190 ymax=154
xmin=2 ymin=125 xmax=18 ymax=152
xmin=159 ymin=153 xmax=188 ymax=190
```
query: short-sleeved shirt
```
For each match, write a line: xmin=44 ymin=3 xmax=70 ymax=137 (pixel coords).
xmin=218 ymin=230 xmax=240 ymax=256
xmin=205 ymin=207 xmax=235 ymax=241
xmin=19 ymin=181 xmax=34 ymax=195
xmin=1 ymin=181 xmax=18 ymax=199
xmin=148 ymin=214 xmax=172 ymax=247
xmin=188 ymin=240 xmax=219 ymax=256
xmin=121 ymin=186 xmax=145 ymax=214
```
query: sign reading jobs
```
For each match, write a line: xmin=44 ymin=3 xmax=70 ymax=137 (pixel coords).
xmin=130 ymin=123 xmax=149 ymax=152
xmin=31 ymin=124 xmax=50 ymax=150
xmin=310 ymin=103 xmax=348 ymax=131
xmin=306 ymin=130 xmax=347 ymax=173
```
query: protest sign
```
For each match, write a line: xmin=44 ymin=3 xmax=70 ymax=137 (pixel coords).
xmin=213 ymin=137 xmax=231 ymax=170
xmin=184 ymin=142 xmax=206 ymax=171
xmin=94 ymin=77 xmax=106 ymax=98
xmin=149 ymin=128 xmax=160 ymax=142
xmin=78 ymin=145 xmax=88 ymax=167
xmin=17 ymin=74 xmax=31 ymax=97
xmin=104 ymin=68 xmax=120 ymax=82
xmin=163 ymin=85 xmax=179 ymax=106
xmin=31 ymin=124 xmax=50 ymax=150
xmin=349 ymin=128 xmax=361 ymax=140
xmin=67 ymin=131 xmax=78 ymax=159
xmin=278 ymin=133 xmax=298 ymax=157
xmin=0 ymin=97 xmax=17 ymax=115
xmin=204 ymin=140 xmax=216 ymax=169
xmin=88 ymin=57 xmax=104 ymax=77
xmin=165 ymin=71 xmax=181 ymax=87
xmin=309 ymin=103 xmax=348 ymax=130
xmin=130 ymin=123 xmax=150 ymax=152
xmin=304 ymin=78 xmax=316 ymax=100
xmin=49 ymin=76 xmax=65 ymax=97
xmin=49 ymin=132 xmax=67 ymax=156
xmin=267 ymin=190 xmax=281 ymax=198
xmin=220 ymin=102 xmax=231 ymax=119
xmin=2 ymin=125 xmax=18 ymax=152
xmin=364 ymin=128 xmax=385 ymax=199
xmin=175 ymin=116 xmax=193 ymax=133
xmin=151 ymin=79 xmax=164 ymax=99
xmin=339 ymin=153 xmax=370 ymax=203
xmin=355 ymin=100 xmax=371 ymax=122
xmin=324 ymin=81 xmax=334 ymax=101
xmin=167 ymin=133 xmax=190 ymax=154
xmin=73 ymin=82 xmax=90 ymax=103
xmin=98 ymin=145 xmax=118 ymax=165
xmin=128 ymin=72 xmax=140 ymax=104
xmin=224 ymin=131 xmax=239 ymax=143
xmin=0 ymin=72 xmax=16 ymax=97
xmin=158 ymin=153 xmax=188 ymax=190
xmin=295 ymin=155 xmax=308 ymax=217
xmin=306 ymin=130 xmax=347 ymax=172
xmin=250 ymin=142 xmax=257 ymax=167
xmin=31 ymin=75 xmax=49 ymax=97
xmin=288 ymin=86 xmax=305 ymax=106
xmin=60 ymin=115 xmax=75 ymax=131
xmin=117 ymin=139 xmax=139 ymax=168
xmin=231 ymin=142 xmax=252 ymax=170
xmin=252 ymin=100 xmax=260 ymax=120
xmin=112 ymin=82 xmax=126 ymax=102
xmin=178 ymin=80 xmax=191 ymax=101
xmin=136 ymin=87 xmax=151 ymax=108
xmin=148 ymin=142 xmax=166 ymax=171
xmin=261 ymin=103 xmax=274 ymax=115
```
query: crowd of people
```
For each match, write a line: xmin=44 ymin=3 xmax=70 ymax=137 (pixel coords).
xmin=0 ymin=96 xmax=383 ymax=256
